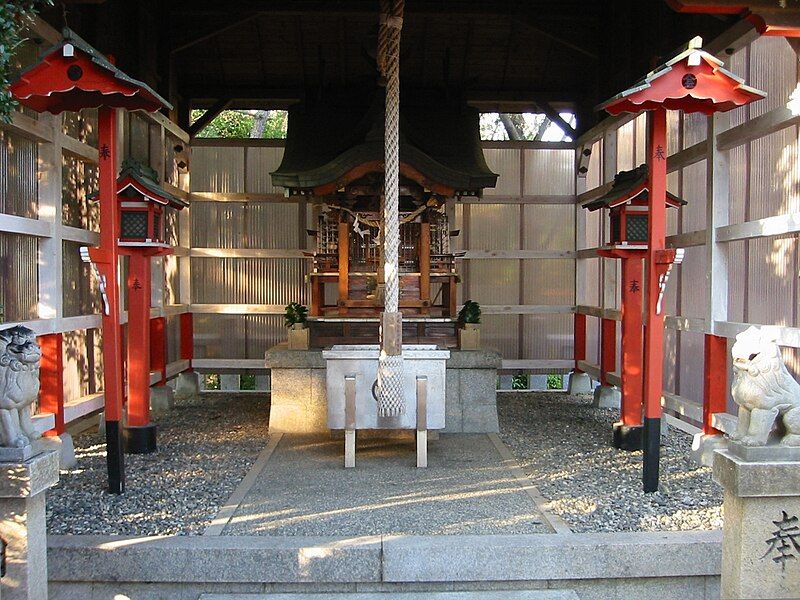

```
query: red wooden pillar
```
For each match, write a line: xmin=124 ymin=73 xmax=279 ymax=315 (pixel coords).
xmin=126 ymin=253 xmax=152 ymax=430
xmin=642 ymin=106 xmax=668 ymax=492
xmin=38 ymin=333 xmax=65 ymax=436
xmin=600 ymin=318 xmax=616 ymax=386
xmin=620 ymin=256 xmax=644 ymax=427
xmin=574 ymin=313 xmax=587 ymax=372
xmin=150 ymin=316 xmax=167 ymax=384
xmin=703 ymin=334 xmax=728 ymax=435
xmin=180 ymin=312 xmax=193 ymax=367
xmin=96 ymin=106 xmax=125 ymax=493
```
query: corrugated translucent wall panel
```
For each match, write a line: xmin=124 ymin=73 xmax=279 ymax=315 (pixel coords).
xmin=523 ymin=149 xmax=575 ymax=195
xmin=683 ymin=112 xmax=707 ymax=148
xmin=245 ymin=147 xmax=285 ymax=193
xmin=729 ymin=145 xmax=747 ymax=225
xmin=469 ymin=260 xmax=519 ymax=305
xmin=245 ymin=315 xmax=285 ymax=358
xmin=62 ymin=155 xmax=99 ymax=231
xmin=481 ymin=315 xmax=518 ymax=359
xmin=667 ymin=172 xmax=680 ymax=236
xmin=727 ymin=239 xmax=746 ymax=323
xmin=681 ymin=160 xmax=706 ymax=232
xmin=62 ymin=241 xmax=100 ymax=317
xmin=523 ymin=259 xmax=574 ymax=305
xmin=164 ymin=134 xmax=183 ymax=188
xmin=127 ymin=113 xmax=150 ymax=164
xmin=586 ymin=316 xmax=599 ymax=365
xmin=581 ymin=208 xmax=600 ymax=250
xmin=62 ymin=109 xmax=98 ymax=147
xmin=482 ymin=148 xmax=521 ymax=196
xmin=468 ymin=204 xmax=519 ymax=249
xmin=63 ymin=329 xmax=91 ymax=402
xmin=750 ymin=127 xmax=798 ymax=220
xmin=164 ymin=207 xmax=180 ymax=246
xmin=667 ymin=111 xmax=681 ymax=155
xmin=678 ymin=330 xmax=705 ymax=403
xmin=581 ymin=257 xmax=600 ymax=306
xmin=164 ymin=254 xmax=181 ymax=305
xmin=747 ymin=236 xmax=796 ymax=327
xmin=750 ymin=36 xmax=796 ymax=118
xmin=635 ymin=114 xmax=647 ymax=166
xmin=191 ymin=147 xmax=246 ymax=192
xmin=616 ymin=119 xmax=635 ymax=172
xmin=727 ymin=48 xmax=749 ymax=128
xmin=679 ymin=245 xmax=707 ymax=320
xmin=193 ymin=314 xmax=287 ymax=360
xmin=191 ymin=201 xmax=245 ymax=248
xmin=523 ymin=204 xmax=573 ymax=251
xmin=0 ymin=130 xmax=38 ymax=219
xmin=663 ymin=328 xmax=677 ymax=393
xmin=0 ymin=233 xmax=38 ymax=322
xmin=246 ymin=202 xmax=299 ymax=248
xmin=191 ymin=258 xmax=307 ymax=305
xmin=522 ymin=314 xmax=573 ymax=361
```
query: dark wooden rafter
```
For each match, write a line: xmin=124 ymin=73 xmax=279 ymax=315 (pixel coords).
xmin=513 ymin=10 xmax=599 ymax=61
xmin=171 ymin=12 xmax=264 ymax=54
xmin=538 ymin=101 xmax=577 ymax=139
xmin=188 ymin=98 xmax=232 ymax=137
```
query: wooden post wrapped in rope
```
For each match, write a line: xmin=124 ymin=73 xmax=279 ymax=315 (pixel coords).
xmin=376 ymin=0 xmax=405 ymax=416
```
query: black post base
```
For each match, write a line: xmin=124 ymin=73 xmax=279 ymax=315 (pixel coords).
xmin=612 ymin=421 xmax=643 ymax=451
xmin=642 ymin=416 xmax=661 ymax=493
xmin=105 ymin=420 xmax=125 ymax=494
xmin=123 ymin=424 xmax=158 ymax=454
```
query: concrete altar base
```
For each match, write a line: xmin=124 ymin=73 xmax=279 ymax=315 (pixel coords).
xmin=713 ymin=444 xmax=800 ymax=599
xmin=0 ymin=449 xmax=59 ymax=600
xmin=592 ymin=385 xmax=621 ymax=409
xmin=174 ymin=370 xmax=201 ymax=400
xmin=150 ymin=384 xmax=175 ymax=412
xmin=566 ymin=371 xmax=592 ymax=395
xmin=265 ymin=347 xmax=501 ymax=434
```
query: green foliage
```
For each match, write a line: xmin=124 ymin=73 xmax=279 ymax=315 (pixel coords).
xmin=240 ymin=374 xmax=256 ymax=391
xmin=457 ymin=300 xmax=481 ymax=324
xmin=511 ymin=374 xmax=528 ymax=390
xmin=284 ymin=302 xmax=309 ymax=328
xmin=0 ymin=0 xmax=52 ymax=123
xmin=547 ymin=374 xmax=563 ymax=390
xmin=190 ymin=109 xmax=287 ymax=138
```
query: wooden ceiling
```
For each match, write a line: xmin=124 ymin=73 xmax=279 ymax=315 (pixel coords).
xmin=52 ymin=0 xmax=738 ymax=133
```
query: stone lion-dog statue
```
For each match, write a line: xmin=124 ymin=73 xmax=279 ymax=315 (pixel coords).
xmin=0 ymin=326 xmax=42 ymax=448
xmin=731 ymin=326 xmax=800 ymax=446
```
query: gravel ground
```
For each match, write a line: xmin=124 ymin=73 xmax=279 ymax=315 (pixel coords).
xmin=498 ymin=391 xmax=723 ymax=533
xmin=47 ymin=393 xmax=269 ymax=536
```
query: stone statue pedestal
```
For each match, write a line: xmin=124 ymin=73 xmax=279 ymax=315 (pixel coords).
xmin=593 ymin=384 xmax=621 ymax=409
xmin=567 ymin=371 xmax=592 ymax=395
xmin=0 ymin=449 xmax=59 ymax=600
xmin=713 ymin=442 xmax=800 ymax=599
xmin=174 ymin=371 xmax=200 ymax=400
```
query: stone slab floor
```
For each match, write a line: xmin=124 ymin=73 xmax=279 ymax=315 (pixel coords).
xmin=222 ymin=433 xmax=549 ymax=536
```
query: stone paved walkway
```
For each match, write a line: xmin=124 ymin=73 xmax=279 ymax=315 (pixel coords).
xmin=222 ymin=433 xmax=550 ymax=536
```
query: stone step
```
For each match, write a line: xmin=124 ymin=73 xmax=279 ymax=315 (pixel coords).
xmin=200 ymin=591 xmax=579 ymax=600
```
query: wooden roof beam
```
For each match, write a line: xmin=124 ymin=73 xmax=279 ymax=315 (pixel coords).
xmin=188 ymin=98 xmax=232 ymax=137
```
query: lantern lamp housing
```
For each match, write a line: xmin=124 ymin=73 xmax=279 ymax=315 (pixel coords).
xmin=582 ymin=164 xmax=686 ymax=247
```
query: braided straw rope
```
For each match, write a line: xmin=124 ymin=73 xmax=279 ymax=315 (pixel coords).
xmin=376 ymin=0 xmax=405 ymax=417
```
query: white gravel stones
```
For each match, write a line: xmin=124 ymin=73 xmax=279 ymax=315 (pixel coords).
xmin=497 ymin=392 xmax=723 ymax=533
xmin=46 ymin=393 xmax=269 ymax=536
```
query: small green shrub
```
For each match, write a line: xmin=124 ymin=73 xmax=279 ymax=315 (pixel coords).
xmin=204 ymin=374 xmax=220 ymax=390
xmin=240 ymin=374 xmax=256 ymax=390
xmin=457 ymin=300 xmax=481 ymax=324
xmin=511 ymin=374 xmax=529 ymax=390
xmin=284 ymin=302 xmax=309 ymax=328
xmin=547 ymin=374 xmax=563 ymax=390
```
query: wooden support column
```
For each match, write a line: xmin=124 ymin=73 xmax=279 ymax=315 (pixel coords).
xmin=620 ymin=256 xmax=644 ymax=427
xmin=96 ymin=106 xmax=126 ymax=494
xmin=703 ymin=334 xmax=728 ymax=435
xmin=643 ymin=107 xmax=668 ymax=493
xmin=419 ymin=221 xmax=431 ymax=315
xmin=179 ymin=312 xmax=193 ymax=367
xmin=600 ymin=318 xmax=616 ymax=386
xmin=126 ymin=253 xmax=152 ymax=429
xmin=150 ymin=316 xmax=167 ymax=384
xmin=338 ymin=218 xmax=350 ymax=315
xmin=38 ymin=333 xmax=65 ymax=436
